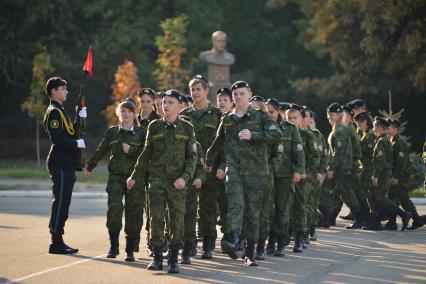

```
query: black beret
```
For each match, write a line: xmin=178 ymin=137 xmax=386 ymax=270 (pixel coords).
xmin=138 ymin=88 xmax=156 ymax=97
xmin=342 ymin=105 xmax=355 ymax=117
xmin=347 ymin=99 xmax=365 ymax=109
xmin=231 ymin=80 xmax=250 ymax=91
xmin=193 ymin=74 xmax=208 ymax=84
xmin=120 ymin=97 xmax=137 ymax=105
xmin=250 ymin=95 xmax=265 ymax=103
xmin=266 ymin=98 xmax=280 ymax=109
xmin=216 ymin=87 xmax=232 ymax=96
xmin=45 ymin=77 xmax=67 ymax=96
xmin=288 ymin=103 xmax=303 ymax=113
xmin=374 ymin=116 xmax=390 ymax=128
xmin=327 ymin=103 xmax=343 ymax=113
xmin=162 ymin=89 xmax=183 ymax=103
xmin=387 ymin=118 xmax=401 ymax=128
xmin=353 ymin=111 xmax=371 ymax=122
xmin=155 ymin=91 xmax=165 ymax=98
xmin=279 ymin=102 xmax=290 ymax=111
xmin=186 ymin=95 xmax=194 ymax=103
xmin=180 ymin=95 xmax=189 ymax=104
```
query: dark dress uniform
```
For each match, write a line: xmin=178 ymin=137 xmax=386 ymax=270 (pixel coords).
xmin=43 ymin=100 xmax=79 ymax=253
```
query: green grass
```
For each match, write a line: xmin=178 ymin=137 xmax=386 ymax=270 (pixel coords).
xmin=0 ymin=166 xmax=49 ymax=179
xmin=409 ymin=188 xmax=426 ymax=198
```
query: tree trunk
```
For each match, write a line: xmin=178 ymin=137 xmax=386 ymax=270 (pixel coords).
xmin=36 ymin=118 xmax=41 ymax=168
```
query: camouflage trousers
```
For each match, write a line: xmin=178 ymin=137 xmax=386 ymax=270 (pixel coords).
xmin=106 ymin=174 xmax=143 ymax=237
xmin=270 ymin=176 xmax=293 ymax=241
xmin=291 ymin=179 xmax=307 ymax=236
xmin=258 ymin=174 xmax=274 ymax=240
xmin=199 ymin=178 xmax=221 ymax=238
xmin=367 ymin=174 xmax=400 ymax=216
xmin=225 ymin=173 xmax=266 ymax=243
xmin=148 ymin=178 xmax=185 ymax=250
xmin=306 ymin=176 xmax=320 ymax=227
xmin=184 ymin=183 xmax=199 ymax=243
xmin=389 ymin=180 xmax=417 ymax=215
xmin=218 ymin=182 xmax=227 ymax=233
xmin=330 ymin=171 xmax=361 ymax=213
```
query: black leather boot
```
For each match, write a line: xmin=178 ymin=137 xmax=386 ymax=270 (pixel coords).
xmin=221 ymin=233 xmax=240 ymax=260
xmin=408 ymin=212 xmax=424 ymax=230
xmin=255 ymin=238 xmax=266 ymax=260
xmin=147 ymin=248 xmax=163 ymax=270
xmin=396 ymin=208 xmax=412 ymax=231
xmin=383 ymin=214 xmax=398 ymax=230
xmin=49 ymin=234 xmax=78 ymax=255
xmin=266 ymin=233 xmax=276 ymax=255
xmin=201 ymin=236 xmax=213 ymax=259
xmin=168 ymin=248 xmax=180 ymax=274
xmin=318 ymin=204 xmax=332 ymax=228
xmin=273 ymin=238 xmax=285 ymax=257
xmin=133 ymin=233 xmax=140 ymax=252
xmin=244 ymin=241 xmax=258 ymax=267
xmin=346 ymin=209 xmax=368 ymax=229
xmin=125 ymin=236 xmax=135 ymax=261
xmin=309 ymin=225 xmax=317 ymax=241
xmin=293 ymin=235 xmax=303 ymax=253
xmin=190 ymin=239 xmax=197 ymax=256
xmin=340 ymin=212 xmax=354 ymax=221
xmin=107 ymin=230 xmax=119 ymax=258
xmin=181 ymin=242 xmax=191 ymax=264
xmin=362 ymin=214 xmax=382 ymax=231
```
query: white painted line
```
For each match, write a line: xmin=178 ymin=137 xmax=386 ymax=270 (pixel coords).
xmin=5 ymin=254 xmax=107 ymax=284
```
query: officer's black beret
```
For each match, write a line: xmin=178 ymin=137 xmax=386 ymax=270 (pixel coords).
xmin=374 ymin=116 xmax=390 ymax=128
xmin=288 ymin=103 xmax=303 ymax=113
xmin=138 ymin=88 xmax=156 ymax=97
xmin=279 ymin=102 xmax=290 ymax=111
xmin=162 ymin=89 xmax=183 ymax=103
xmin=387 ymin=118 xmax=401 ymax=128
xmin=250 ymin=95 xmax=265 ymax=103
xmin=120 ymin=97 xmax=136 ymax=105
xmin=266 ymin=98 xmax=280 ymax=109
xmin=327 ymin=103 xmax=343 ymax=113
xmin=353 ymin=111 xmax=371 ymax=122
xmin=45 ymin=77 xmax=67 ymax=96
xmin=342 ymin=105 xmax=355 ymax=117
xmin=193 ymin=74 xmax=208 ymax=84
xmin=347 ymin=99 xmax=365 ymax=109
xmin=231 ymin=81 xmax=250 ymax=91
xmin=155 ymin=91 xmax=165 ymax=98
xmin=217 ymin=87 xmax=232 ymax=96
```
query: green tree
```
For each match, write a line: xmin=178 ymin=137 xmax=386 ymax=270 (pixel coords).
xmin=21 ymin=45 xmax=54 ymax=167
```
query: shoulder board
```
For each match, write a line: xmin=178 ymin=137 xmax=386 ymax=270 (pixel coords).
xmin=179 ymin=117 xmax=194 ymax=128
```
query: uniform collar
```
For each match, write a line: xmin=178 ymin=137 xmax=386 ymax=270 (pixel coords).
xmin=119 ymin=124 xmax=135 ymax=133
xmin=230 ymin=105 xmax=255 ymax=118
xmin=191 ymin=101 xmax=213 ymax=113
xmin=50 ymin=100 xmax=64 ymax=109
xmin=162 ymin=118 xmax=178 ymax=128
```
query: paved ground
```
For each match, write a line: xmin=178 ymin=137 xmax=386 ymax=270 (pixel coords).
xmin=1 ymin=196 xmax=425 ymax=284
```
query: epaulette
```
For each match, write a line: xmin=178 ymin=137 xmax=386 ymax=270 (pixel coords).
xmin=179 ymin=117 xmax=194 ymax=128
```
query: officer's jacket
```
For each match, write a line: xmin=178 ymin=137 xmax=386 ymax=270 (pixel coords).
xmin=328 ymin=124 xmax=353 ymax=173
xmin=310 ymin=128 xmax=328 ymax=174
xmin=390 ymin=134 xmax=410 ymax=180
xmin=131 ymin=117 xmax=197 ymax=184
xmin=86 ymin=125 xmax=145 ymax=176
xmin=372 ymin=133 xmax=393 ymax=178
xmin=300 ymin=128 xmax=321 ymax=175
xmin=180 ymin=102 xmax=222 ymax=175
xmin=275 ymin=120 xmax=305 ymax=178
xmin=206 ymin=106 xmax=283 ymax=176
xmin=43 ymin=100 xmax=78 ymax=171
xmin=138 ymin=111 xmax=160 ymax=131
xmin=359 ymin=129 xmax=375 ymax=172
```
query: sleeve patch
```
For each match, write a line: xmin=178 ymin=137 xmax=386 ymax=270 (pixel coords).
xmin=193 ymin=143 xmax=197 ymax=153
xmin=377 ymin=150 xmax=383 ymax=156
xmin=278 ymin=144 xmax=284 ymax=153
xmin=50 ymin=120 xmax=60 ymax=129
xmin=336 ymin=141 xmax=342 ymax=147
xmin=297 ymin=144 xmax=303 ymax=151
xmin=269 ymin=124 xmax=277 ymax=131
xmin=399 ymin=152 xmax=404 ymax=157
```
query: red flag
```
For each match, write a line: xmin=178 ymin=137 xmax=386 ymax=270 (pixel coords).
xmin=83 ymin=47 xmax=93 ymax=77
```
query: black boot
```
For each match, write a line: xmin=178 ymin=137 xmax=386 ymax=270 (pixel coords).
xmin=181 ymin=242 xmax=191 ymax=264
xmin=49 ymin=234 xmax=78 ymax=255
xmin=362 ymin=214 xmax=382 ymax=231
xmin=221 ymin=233 xmax=239 ymax=260
xmin=329 ymin=208 xmax=340 ymax=226
xmin=255 ymin=238 xmax=266 ymax=260
xmin=190 ymin=239 xmax=197 ymax=256
xmin=107 ymin=231 xmax=119 ymax=258
xmin=302 ymin=235 xmax=309 ymax=249
xmin=318 ymin=204 xmax=332 ymax=228
xmin=210 ymin=235 xmax=216 ymax=251
xmin=309 ymin=225 xmax=317 ymax=241
xmin=383 ymin=215 xmax=398 ymax=230
xmin=293 ymin=235 xmax=303 ymax=253
xmin=408 ymin=213 xmax=424 ymax=230
xmin=201 ymin=236 xmax=213 ymax=259
xmin=346 ymin=209 xmax=368 ymax=229
xmin=266 ymin=233 xmax=276 ymax=255
xmin=340 ymin=212 xmax=354 ymax=221
xmin=304 ymin=229 xmax=310 ymax=245
xmin=133 ymin=233 xmax=140 ymax=253
xmin=244 ymin=241 xmax=258 ymax=267
xmin=168 ymin=248 xmax=180 ymax=274
xmin=274 ymin=238 xmax=285 ymax=257
xmin=125 ymin=236 xmax=135 ymax=261
xmin=147 ymin=248 xmax=163 ymax=270
xmin=396 ymin=208 xmax=412 ymax=232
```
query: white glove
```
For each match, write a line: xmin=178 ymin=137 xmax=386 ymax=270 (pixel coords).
xmin=76 ymin=139 xmax=86 ymax=148
xmin=76 ymin=107 xmax=87 ymax=119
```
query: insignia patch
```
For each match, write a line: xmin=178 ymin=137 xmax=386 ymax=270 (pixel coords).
xmin=269 ymin=124 xmax=277 ymax=131
xmin=318 ymin=145 xmax=323 ymax=151
xmin=297 ymin=144 xmax=303 ymax=151
xmin=336 ymin=141 xmax=342 ymax=147
xmin=50 ymin=120 xmax=59 ymax=129
xmin=193 ymin=143 xmax=197 ymax=153
xmin=377 ymin=150 xmax=383 ymax=156
xmin=314 ymin=143 xmax=318 ymax=151
xmin=399 ymin=152 xmax=404 ymax=157
xmin=278 ymin=144 xmax=284 ymax=153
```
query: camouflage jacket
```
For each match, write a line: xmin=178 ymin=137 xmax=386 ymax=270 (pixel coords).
xmin=300 ymin=128 xmax=321 ymax=175
xmin=206 ymin=106 xmax=283 ymax=176
xmin=138 ymin=111 xmax=160 ymax=131
xmin=390 ymin=134 xmax=410 ymax=180
xmin=130 ymin=117 xmax=197 ymax=184
xmin=328 ymin=124 xmax=353 ymax=173
xmin=372 ymin=133 xmax=393 ymax=178
xmin=347 ymin=123 xmax=362 ymax=168
xmin=86 ymin=125 xmax=145 ymax=176
xmin=359 ymin=129 xmax=375 ymax=172
xmin=310 ymin=128 xmax=328 ymax=174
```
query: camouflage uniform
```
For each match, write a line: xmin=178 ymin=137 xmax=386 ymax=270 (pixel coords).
xmin=359 ymin=129 xmax=375 ymax=195
xmin=130 ymin=118 xmax=197 ymax=250
xmin=206 ymin=107 xmax=283 ymax=245
xmin=86 ymin=125 xmax=145 ymax=237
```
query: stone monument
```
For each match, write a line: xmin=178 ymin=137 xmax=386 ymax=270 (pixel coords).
xmin=199 ymin=31 xmax=235 ymax=102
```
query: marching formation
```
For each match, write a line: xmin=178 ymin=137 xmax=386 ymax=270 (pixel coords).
xmin=43 ymin=75 xmax=425 ymax=274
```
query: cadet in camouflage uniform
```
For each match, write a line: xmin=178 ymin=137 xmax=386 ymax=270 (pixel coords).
xmin=206 ymin=81 xmax=283 ymax=267
xmin=287 ymin=105 xmax=319 ymax=252
xmin=266 ymin=99 xmax=305 ymax=257
xmin=85 ymin=99 xmax=145 ymax=262
xmin=325 ymin=103 xmax=368 ymax=229
xmin=385 ymin=118 xmax=423 ymax=230
xmin=127 ymin=90 xmax=197 ymax=274
xmin=362 ymin=117 xmax=410 ymax=231
xmin=180 ymin=75 xmax=223 ymax=259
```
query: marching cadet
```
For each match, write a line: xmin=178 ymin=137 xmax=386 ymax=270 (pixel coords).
xmin=127 ymin=90 xmax=197 ymax=274
xmin=136 ymin=88 xmax=160 ymax=255
xmin=85 ymin=98 xmax=144 ymax=261
xmin=249 ymin=95 xmax=266 ymax=111
xmin=43 ymin=77 xmax=86 ymax=254
xmin=325 ymin=103 xmax=368 ymax=230
xmin=265 ymin=99 xmax=305 ymax=257
xmin=180 ymin=75 xmax=223 ymax=259
xmin=385 ymin=118 xmax=423 ymax=230
xmin=347 ymin=99 xmax=367 ymax=138
xmin=154 ymin=91 xmax=165 ymax=117
xmin=205 ymin=81 xmax=283 ymax=266
xmin=362 ymin=117 xmax=410 ymax=231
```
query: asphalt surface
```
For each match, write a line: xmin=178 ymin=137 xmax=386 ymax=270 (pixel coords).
xmin=1 ymin=196 xmax=425 ymax=284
